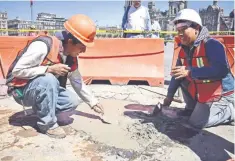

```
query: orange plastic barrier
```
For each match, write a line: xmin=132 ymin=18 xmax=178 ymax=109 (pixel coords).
xmin=172 ymin=36 xmax=235 ymax=76
xmin=0 ymin=37 xmax=165 ymax=87
xmin=79 ymin=38 xmax=164 ymax=86
xmin=0 ymin=36 xmax=35 ymax=78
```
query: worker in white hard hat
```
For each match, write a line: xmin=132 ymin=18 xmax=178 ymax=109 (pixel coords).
xmin=162 ymin=9 xmax=234 ymax=129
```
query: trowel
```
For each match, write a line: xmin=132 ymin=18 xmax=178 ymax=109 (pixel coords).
xmin=91 ymin=104 xmax=112 ymax=124
xmin=97 ymin=113 xmax=112 ymax=124
xmin=150 ymin=102 xmax=162 ymax=116
xmin=150 ymin=102 xmax=178 ymax=119
xmin=100 ymin=115 xmax=112 ymax=124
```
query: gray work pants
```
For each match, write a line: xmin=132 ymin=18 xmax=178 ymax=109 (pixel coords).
xmin=181 ymin=83 xmax=234 ymax=128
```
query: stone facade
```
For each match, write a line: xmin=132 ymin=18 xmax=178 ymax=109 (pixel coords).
xmin=148 ymin=1 xmax=187 ymax=31
xmin=0 ymin=11 xmax=8 ymax=36
xmin=199 ymin=0 xmax=232 ymax=31
xmin=168 ymin=0 xmax=187 ymax=18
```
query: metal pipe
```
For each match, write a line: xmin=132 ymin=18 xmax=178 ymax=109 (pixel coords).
xmin=139 ymin=86 xmax=184 ymax=103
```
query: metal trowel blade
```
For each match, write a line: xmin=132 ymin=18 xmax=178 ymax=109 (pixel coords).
xmin=99 ymin=114 xmax=112 ymax=124
xmin=150 ymin=102 xmax=162 ymax=116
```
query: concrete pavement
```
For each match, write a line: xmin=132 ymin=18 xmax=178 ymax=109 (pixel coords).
xmin=0 ymin=43 xmax=234 ymax=161
xmin=0 ymin=84 xmax=234 ymax=161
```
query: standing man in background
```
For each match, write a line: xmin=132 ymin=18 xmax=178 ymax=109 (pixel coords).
xmin=122 ymin=0 xmax=151 ymax=38
xmin=151 ymin=19 xmax=161 ymax=38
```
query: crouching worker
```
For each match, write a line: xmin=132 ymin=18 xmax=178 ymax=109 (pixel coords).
xmin=6 ymin=14 xmax=104 ymax=138
xmin=163 ymin=9 xmax=234 ymax=129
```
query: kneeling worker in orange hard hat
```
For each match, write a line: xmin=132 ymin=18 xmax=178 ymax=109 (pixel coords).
xmin=6 ymin=14 xmax=104 ymax=138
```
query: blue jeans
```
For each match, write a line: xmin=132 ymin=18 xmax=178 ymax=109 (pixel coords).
xmin=14 ymin=73 xmax=80 ymax=132
xmin=181 ymin=82 xmax=234 ymax=128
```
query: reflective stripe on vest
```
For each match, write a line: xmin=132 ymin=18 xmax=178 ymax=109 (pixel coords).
xmin=178 ymin=41 xmax=223 ymax=103
xmin=196 ymin=57 xmax=204 ymax=67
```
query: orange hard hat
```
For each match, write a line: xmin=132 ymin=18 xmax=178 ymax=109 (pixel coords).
xmin=64 ymin=14 xmax=96 ymax=47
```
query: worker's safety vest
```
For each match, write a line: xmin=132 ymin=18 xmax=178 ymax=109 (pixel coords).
xmin=6 ymin=35 xmax=78 ymax=92
xmin=179 ymin=41 xmax=232 ymax=103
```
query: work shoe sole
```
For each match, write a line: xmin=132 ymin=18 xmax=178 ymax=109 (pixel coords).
xmin=45 ymin=126 xmax=66 ymax=139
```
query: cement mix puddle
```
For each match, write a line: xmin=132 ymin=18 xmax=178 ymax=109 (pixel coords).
xmin=67 ymin=99 xmax=197 ymax=161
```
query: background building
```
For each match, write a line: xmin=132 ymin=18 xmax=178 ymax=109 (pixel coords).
xmin=199 ymin=0 xmax=232 ymax=31
xmin=168 ymin=0 xmax=187 ymax=18
xmin=0 ymin=11 xmax=8 ymax=36
xmin=148 ymin=0 xmax=187 ymax=31
xmin=36 ymin=12 xmax=66 ymax=30
xmin=8 ymin=17 xmax=43 ymax=36
xmin=123 ymin=0 xmax=187 ymax=31
xmin=8 ymin=12 xmax=66 ymax=36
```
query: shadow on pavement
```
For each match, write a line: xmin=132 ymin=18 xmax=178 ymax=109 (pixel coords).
xmin=8 ymin=109 xmax=102 ymax=129
xmin=124 ymin=104 xmax=234 ymax=161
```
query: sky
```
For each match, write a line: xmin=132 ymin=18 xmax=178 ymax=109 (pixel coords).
xmin=0 ymin=0 xmax=234 ymax=26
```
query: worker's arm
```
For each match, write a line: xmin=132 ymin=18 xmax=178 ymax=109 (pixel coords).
xmin=167 ymin=58 xmax=183 ymax=98
xmin=190 ymin=39 xmax=229 ymax=80
xmin=122 ymin=11 xmax=127 ymax=29
xmin=68 ymin=67 xmax=99 ymax=107
xmin=12 ymin=41 xmax=49 ymax=79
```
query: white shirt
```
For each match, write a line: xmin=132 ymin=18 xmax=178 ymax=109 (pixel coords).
xmin=151 ymin=20 xmax=161 ymax=38
xmin=151 ymin=20 xmax=161 ymax=31
xmin=12 ymin=41 xmax=98 ymax=107
xmin=125 ymin=5 xmax=151 ymax=31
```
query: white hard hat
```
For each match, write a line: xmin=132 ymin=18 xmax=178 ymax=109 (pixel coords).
xmin=173 ymin=9 xmax=202 ymax=27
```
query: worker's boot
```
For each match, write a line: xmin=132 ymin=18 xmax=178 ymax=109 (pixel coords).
xmin=46 ymin=126 xmax=66 ymax=139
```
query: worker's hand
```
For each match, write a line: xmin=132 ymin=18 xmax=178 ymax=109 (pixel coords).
xmin=92 ymin=103 xmax=104 ymax=115
xmin=171 ymin=66 xmax=190 ymax=80
xmin=47 ymin=64 xmax=71 ymax=76
xmin=162 ymin=97 xmax=173 ymax=106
